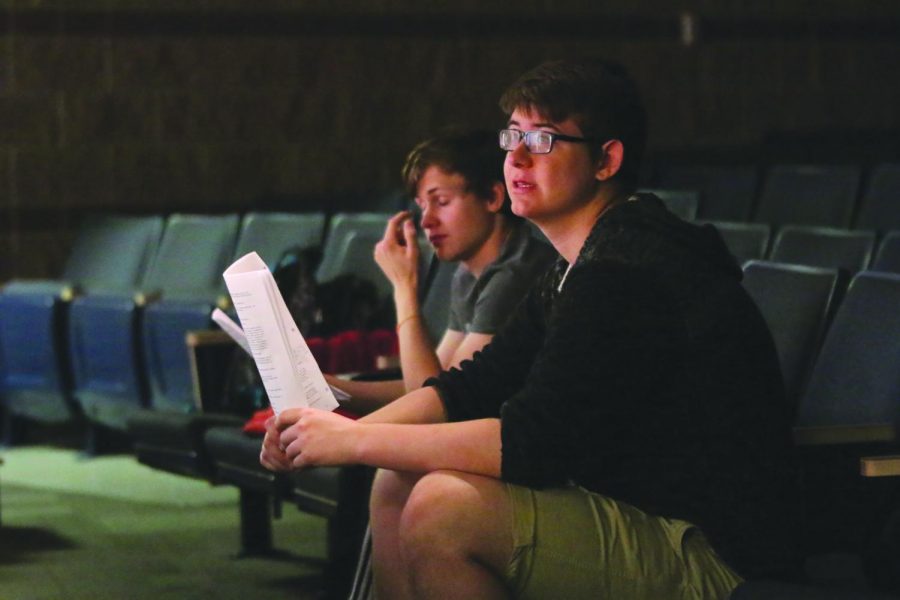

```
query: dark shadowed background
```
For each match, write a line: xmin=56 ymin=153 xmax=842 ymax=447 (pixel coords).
xmin=1 ymin=0 xmax=899 ymax=280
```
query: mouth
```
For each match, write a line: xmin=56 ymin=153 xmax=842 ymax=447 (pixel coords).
xmin=428 ymin=234 xmax=447 ymax=246
xmin=511 ymin=180 xmax=536 ymax=192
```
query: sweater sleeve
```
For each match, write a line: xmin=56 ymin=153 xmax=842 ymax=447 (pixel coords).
xmin=497 ymin=261 xmax=686 ymax=489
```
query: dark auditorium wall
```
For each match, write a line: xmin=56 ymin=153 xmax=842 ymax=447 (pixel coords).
xmin=1 ymin=1 xmax=899 ymax=280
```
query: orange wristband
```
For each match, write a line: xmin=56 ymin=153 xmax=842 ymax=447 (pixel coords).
xmin=396 ymin=313 xmax=420 ymax=331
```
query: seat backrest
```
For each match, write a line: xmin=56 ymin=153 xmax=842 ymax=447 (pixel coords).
xmin=742 ymin=260 xmax=843 ymax=407
xmin=855 ymin=162 xmax=900 ymax=232
xmin=63 ymin=215 xmax=164 ymax=293
xmin=795 ymin=271 xmax=900 ymax=428
xmin=754 ymin=165 xmax=861 ymax=228
xmin=374 ymin=188 xmax=411 ymax=213
xmin=141 ymin=214 xmax=241 ymax=299
xmin=706 ymin=221 xmax=771 ymax=266
xmin=138 ymin=213 xmax=325 ymax=416
xmin=233 ymin=212 xmax=327 ymax=269
xmin=658 ymin=164 xmax=759 ymax=221
xmin=316 ymin=213 xmax=392 ymax=297
xmin=640 ymin=188 xmax=699 ymax=220
xmin=769 ymin=226 xmax=877 ymax=274
xmin=871 ymin=230 xmax=900 ymax=274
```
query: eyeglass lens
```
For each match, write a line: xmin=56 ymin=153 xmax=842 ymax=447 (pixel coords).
xmin=499 ymin=129 xmax=552 ymax=153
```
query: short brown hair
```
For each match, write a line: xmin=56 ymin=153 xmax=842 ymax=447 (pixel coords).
xmin=499 ymin=58 xmax=647 ymax=188
xmin=402 ymin=129 xmax=513 ymax=216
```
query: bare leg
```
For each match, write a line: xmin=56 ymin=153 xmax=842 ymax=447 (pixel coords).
xmin=399 ymin=470 xmax=514 ymax=600
xmin=370 ymin=468 xmax=421 ymax=600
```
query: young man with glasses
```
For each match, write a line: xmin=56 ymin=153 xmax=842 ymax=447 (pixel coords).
xmin=261 ymin=59 xmax=799 ymax=599
xmin=326 ymin=130 xmax=555 ymax=413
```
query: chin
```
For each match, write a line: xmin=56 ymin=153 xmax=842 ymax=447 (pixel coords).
xmin=433 ymin=247 xmax=458 ymax=262
xmin=510 ymin=198 xmax=532 ymax=218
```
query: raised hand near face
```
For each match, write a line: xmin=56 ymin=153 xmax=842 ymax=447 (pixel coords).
xmin=374 ymin=210 xmax=420 ymax=292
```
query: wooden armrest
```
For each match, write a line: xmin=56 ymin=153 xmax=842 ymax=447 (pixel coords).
xmin=861 ymin=455 xmax=900 ymax=477
xmin=793 ymin=424 xmax=896 ymax=446
xmin=186 ymin=329 xmax=238 ymax=411
xmin=186 ymin=329 xmax=233 ymax=347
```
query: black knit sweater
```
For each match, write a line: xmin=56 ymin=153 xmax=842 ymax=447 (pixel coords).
xmin=429 ymin=194 xmax=801 ymax=579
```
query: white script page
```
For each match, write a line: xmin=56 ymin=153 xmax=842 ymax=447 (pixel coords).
xmin=223 ymin=252 xmax=339 ymax=414
xmin=211 ymin=307 xmax=349 ymax=403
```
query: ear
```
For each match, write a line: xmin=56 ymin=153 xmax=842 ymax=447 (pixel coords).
xmin=595 ymin=139 xmax=624 ymax=182
xmin=485 ymin=181 xmax=507 ymax=214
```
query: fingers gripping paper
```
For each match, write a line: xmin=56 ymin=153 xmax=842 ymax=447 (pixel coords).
xmin=222 ymin=252 xmax=339 ymax=415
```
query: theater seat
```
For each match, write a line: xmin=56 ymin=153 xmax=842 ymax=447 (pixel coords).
xmin=794 ymin=271 xmax=900 ymax=442
xmin=128 ymin=212 xmax=327 ymax=478
xmin=142 ymin=212 xmax=327 ymax=415
xmin=871 ymin=231 xmax=900 ymax=274
xmin=640 ymin=188 xmax=700 ymax=220
xmin=741 ymin=261 xmax=843 ymax=408
xmin=754 ymin=165 xmax=861 ymax=229
xmin=657 ymin=164 xmax=759 ymax=222
xmin=315 ymin=212 xmax=393 ymax=298
xmin=141 ymin=212 xmax=395 ymax=486
xmin=68 ymin=214 xmax=240 ymax=448
xmin=0 ymin=214 xmax=163 ymax=440
xmin=855 ymin=163 xmax=900 ymax=233
xmin=706 ymin=221 xmax=771 ymax=266
xmin=769 ymin=226 xmax=877 ymax=274
xmin=790 ymin=272 xmax=900 ymax=593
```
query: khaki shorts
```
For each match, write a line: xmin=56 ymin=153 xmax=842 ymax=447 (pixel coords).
xmin=504 ymin=484 xmax=742 ymax=600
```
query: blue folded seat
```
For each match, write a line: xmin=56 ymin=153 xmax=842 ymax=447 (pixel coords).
xmin=0 ymin=215 xmax=163 ymax=438
xmin=68 ymin=214 xmax=240 ymax=438
xmin=127 ymin=212 xmax=327 ymax=477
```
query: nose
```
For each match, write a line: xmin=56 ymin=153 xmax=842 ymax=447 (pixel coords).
xmin=419 ymin=202 xmax=438 ymax=229
xmin=507 ymin=140 xmax=532 ymax=168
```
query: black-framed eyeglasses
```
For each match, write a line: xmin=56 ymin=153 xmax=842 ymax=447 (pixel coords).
xmin=498 ymin=128 xmax=596 ymax=154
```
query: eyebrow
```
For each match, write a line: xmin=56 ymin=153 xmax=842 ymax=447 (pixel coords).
xmin=423 ymin=185 xmax=451 ymax=196
xmin=506 ymin=119 xmax=562 ymax=132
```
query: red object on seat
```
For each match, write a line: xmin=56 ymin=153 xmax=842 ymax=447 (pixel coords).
xmin=242 ymin=407 xmax=273 ymax=435
xmin=367 ymin=328 xmax=399 ymax=361
xmin=327 ymin=330 xmax=368 ymax=373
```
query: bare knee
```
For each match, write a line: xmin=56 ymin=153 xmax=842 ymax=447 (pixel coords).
xmin=370 ymin=468 xmax=420 ymax=517
xmin=396 ymin=471 xmax=513 ymax=597
xmin=398 ymin=471 xmax=491 ymax=558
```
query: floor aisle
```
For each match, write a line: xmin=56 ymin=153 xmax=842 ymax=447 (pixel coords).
xmin=0 ymin=447 xmax=329 ymax=600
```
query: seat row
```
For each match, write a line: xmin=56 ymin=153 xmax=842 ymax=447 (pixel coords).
xmin=0 ymin=211 xmax=400 ymax=450
xmin=641 ymin=161 xmax=900 ymax=231
xmin=706 ymin=223 xmax=900 ymax=274
xmin=4 ymin=209 xmax=899 ymax=597
xmin=734 ymin=263 xmax=900 ymax=597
